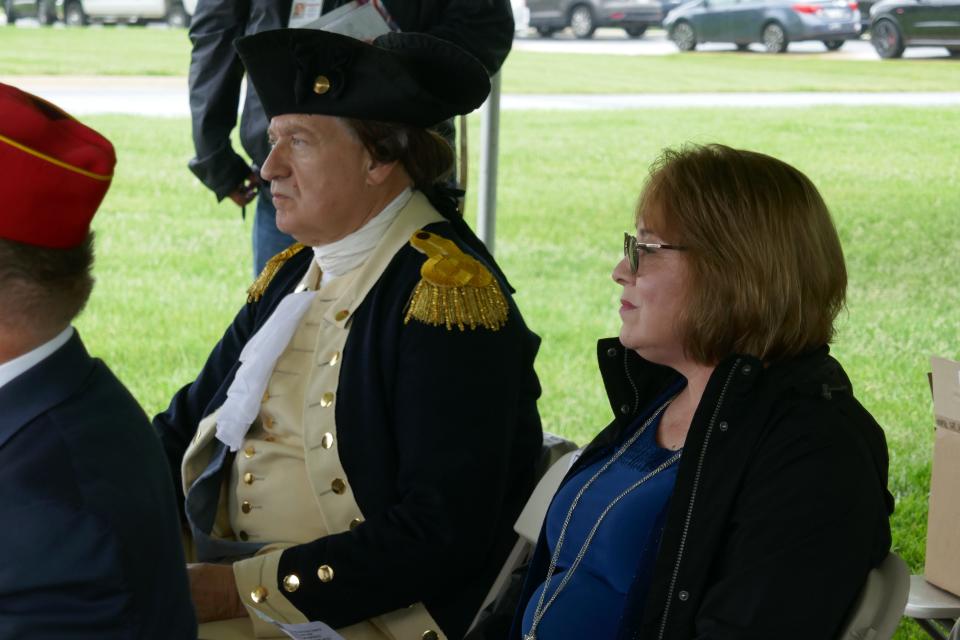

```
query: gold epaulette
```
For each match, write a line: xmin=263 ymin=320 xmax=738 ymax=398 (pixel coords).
xmin=404 ymin=230 xmax=508 ymax=331
xmin=246 ymin=243 xmax=306 ymax=303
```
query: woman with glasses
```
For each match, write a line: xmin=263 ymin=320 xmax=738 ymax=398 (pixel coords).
xmin=509 ymin=144 xmax=893 ymax=640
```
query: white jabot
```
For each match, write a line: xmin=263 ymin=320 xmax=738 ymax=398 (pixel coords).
xmin=312 ymin=187 xmax=411 ymax=286
xmin=214 ymin=187 xmax=412 ymax=451
xmin=0 ymin=326 xmax=74 ymax=391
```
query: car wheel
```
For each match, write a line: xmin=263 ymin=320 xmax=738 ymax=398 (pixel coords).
xmin=166 ymin=1 xmax=188 ymax=27
xmin=870 ymin=18 xmax=904 ymax=58
xmin=4 ymin=0 xmax=17 ymax=24
xmin=670 ymin=20 xmax=696 ymax=51
xmin=64 ymin=0 xmax=86 ymax=25
xmin=536 ymin=25 xmax=557 ymax=37
xmin=569 ymin=4 xmax=595 ymax=39
xmin=761 ymin=22 xmax=788 ymax=53
xmin=625 ymin=25 xmax=647 ymax=38
xmin=823 ymin=39 xmax=844 ymax=50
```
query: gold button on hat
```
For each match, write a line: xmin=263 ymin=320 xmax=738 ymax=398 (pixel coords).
xmin=320 ymin=392 xmax=334 ymax=407
xmin=317 ymin=564 xmax=334 ymax=582
xmin=241 ymin=501 xmax=252 ymax=514
xmin=283 ymin=574 xmax=301 ymax=593
xmin=313 ymin=74 xmax=331 ymax=95
xmin=349 ymin=517 xmax=363 ymax=530
xmin=244 ymin=445 xmax=256 ymax=458
xmin=251 ymin=586 xmax=268 ymax=603
xmin=331 ymin=478 xmax=346 ymax=495
xmin=328 ymin=351 xmax=340 ymax=366
xmin=321 ymin=432 xmax=334 ymax=449
xmin=422 ymin=631 xmax=439 ymax=640
xmin=243 ymin=472 xmax=255 ymax=485
xmin=334 ymin=309 xmax=349 ymax=322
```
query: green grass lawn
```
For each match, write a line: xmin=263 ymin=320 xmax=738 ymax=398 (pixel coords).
xmin=75 ymin=107 xmax=958 ymax=640
xmin=1 ymin=25 xmax=959 ymax=92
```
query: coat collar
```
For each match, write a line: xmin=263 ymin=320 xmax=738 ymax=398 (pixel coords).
xmin=0 ymin=331 xmax=95 ymax=449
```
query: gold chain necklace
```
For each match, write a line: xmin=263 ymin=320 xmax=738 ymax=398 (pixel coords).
xmin=524 ymin=396 xmax=681 ymax=640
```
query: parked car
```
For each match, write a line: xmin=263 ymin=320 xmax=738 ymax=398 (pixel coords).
xmin=527 ymin=0 xmax=680 ymax=38
xmin=870 ymin=0 xmax=960 ymax=57
xmin=56 ymin=0 xmax=191 ymax=26
xmin=664 ymin=0 xmax=861 ymax=51
xmin=857 ymin=0 xmax=877 ymax=29
xmin=3 ymin=0 xmax=56 ymax=24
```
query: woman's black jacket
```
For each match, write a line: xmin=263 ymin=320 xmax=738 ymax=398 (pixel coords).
xmin=510 ymin=340 xmax=894 ymax=640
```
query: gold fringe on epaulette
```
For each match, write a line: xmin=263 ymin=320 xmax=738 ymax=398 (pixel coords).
xmin=404 ymin=279 xmax=508 ymax=331
xmin=246 ymin=243 xmax=306 ymax=303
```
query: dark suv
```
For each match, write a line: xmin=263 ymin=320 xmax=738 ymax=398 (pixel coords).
xmin=527 ymin=0 xmax=678 ymax=38
xmin=870 ymin=0 xmax=960 ymax=57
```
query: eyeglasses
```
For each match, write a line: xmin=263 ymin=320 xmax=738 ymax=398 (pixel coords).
xmin=623 ymin=232 xmax=686 ymax=273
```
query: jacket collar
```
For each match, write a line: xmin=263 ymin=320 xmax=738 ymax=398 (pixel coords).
xmin=0 ymin=331 xmax=95 ymax=449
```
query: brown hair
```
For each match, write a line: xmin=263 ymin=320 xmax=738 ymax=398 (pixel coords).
xmin=0 ymin=233 xmax=95 ymax=333
xmin=342 ymin=118 xmax=454 ymax=190
xmin=638 ymin=144 xmax=846 ymax=365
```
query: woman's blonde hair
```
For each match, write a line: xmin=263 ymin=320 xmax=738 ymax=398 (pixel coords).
xmin=638 ymin=144 xmax=846 ymax=364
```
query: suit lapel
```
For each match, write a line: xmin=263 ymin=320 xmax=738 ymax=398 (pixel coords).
xmin=0 ymin=332 xmax=95 ymax=449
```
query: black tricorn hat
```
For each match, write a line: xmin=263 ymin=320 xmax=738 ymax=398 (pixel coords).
xmin=235 ymin=29 xmax=491 ymax=127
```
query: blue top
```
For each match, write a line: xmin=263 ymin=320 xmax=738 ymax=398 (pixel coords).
xmin=521 ymin=407 xmax=681 ymax=639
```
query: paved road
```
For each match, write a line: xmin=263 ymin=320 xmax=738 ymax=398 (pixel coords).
xmin=3 ymin=75 xmax=959 ymax=116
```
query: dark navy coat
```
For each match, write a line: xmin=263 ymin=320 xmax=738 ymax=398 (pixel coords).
xmin=154 ymin=219 xmax=543 ymax=638
xmin=0 ymin=332 xmax=197 ymax=639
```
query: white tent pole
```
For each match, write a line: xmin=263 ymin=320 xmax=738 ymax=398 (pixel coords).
xmin=477 ymin=70 xmax=501 ymax=254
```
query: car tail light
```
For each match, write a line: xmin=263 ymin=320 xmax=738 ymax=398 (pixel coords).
xmin=610 ymin=11 xmax=626 ymax=19
xmin=792 ymin=4 xmax=822 ymax=13
xmin=848 ymin=1 xmax=857 ymax=8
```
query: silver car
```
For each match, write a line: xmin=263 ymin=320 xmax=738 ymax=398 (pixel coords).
xmin=664 ymin=0 xmax=861 ymax=52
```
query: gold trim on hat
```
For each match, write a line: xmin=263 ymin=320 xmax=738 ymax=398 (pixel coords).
xmin=0 ymin=132 xmax=112 ymax=181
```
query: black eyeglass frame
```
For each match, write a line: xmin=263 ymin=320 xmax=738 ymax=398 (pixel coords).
xmin=623 ymin=232 xmax=687 ymax=273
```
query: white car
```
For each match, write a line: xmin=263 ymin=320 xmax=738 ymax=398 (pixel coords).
xmin=58 ymin=0 xmax=192 ymax=27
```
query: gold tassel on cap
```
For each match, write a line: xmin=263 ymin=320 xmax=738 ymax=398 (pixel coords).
xmin=404 ymin=230 xmax=508 ymax=331
xmin=246 ymin=243 xmax=306 ymax=303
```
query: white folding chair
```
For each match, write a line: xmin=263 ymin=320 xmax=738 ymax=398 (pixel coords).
xmin=904 ymin=574 xmax=960 ymax=640
xmin=836 ymin=552 xmax=911 ymax=640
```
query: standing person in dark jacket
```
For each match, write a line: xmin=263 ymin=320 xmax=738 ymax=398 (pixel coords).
xmin=0 ymin=82 xmax=197 ymax=639
xmin=511 ymin=144 xmax=894 ymax=640
xmin=158 ymin=30 xmax=542 ymax=640
xmin=187 ymin=0 xmax=515 ymax=275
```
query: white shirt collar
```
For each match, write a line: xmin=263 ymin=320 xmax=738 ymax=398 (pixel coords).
xmin=0 ymin=326 xmax=74 ymax=391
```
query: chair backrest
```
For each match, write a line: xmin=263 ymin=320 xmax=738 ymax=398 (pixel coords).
xmin=836 ymin=552 xmax=910 ymax=640
xmin=466 ymin=441 xmax=579 ymax=635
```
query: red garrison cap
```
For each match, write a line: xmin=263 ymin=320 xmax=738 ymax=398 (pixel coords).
xmin=0 ymin=82 xmax=116 ymax=249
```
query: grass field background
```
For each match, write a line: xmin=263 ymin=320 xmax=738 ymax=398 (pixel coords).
xmin=1 ymin=26 xmax=960 ymax=91
xmin=3 ymin=24 xmax=959 ymax=639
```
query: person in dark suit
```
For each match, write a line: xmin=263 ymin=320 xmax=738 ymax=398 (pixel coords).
xmin=0 ymin=82 xmax=197 ymax=640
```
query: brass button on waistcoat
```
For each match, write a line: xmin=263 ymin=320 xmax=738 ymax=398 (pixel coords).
xmin=320 ymin=392 xmax=335 ymax=407
xmin=262 ymin=390 xmax=270 ymax=403
xmin=328 ymin=351 xmax=340 ymax=366
xmin=334 ymin=309 xmax=350 ymax=322
xmin=264 ymin=435 xmax=276 ymax=443
xmin=263 ymin=415 xmax=274 ymax=429
xmin=313 ymin=75 xmax=331 ymax=95
xmin=283 ymin=574 xmax=301 ymax=593
xmin=422 ymin=631 xmax=439 ymax=640
xmin=349 ymin=517 xmax=363 ymax=530
xmin=244 ymin=445 xmax=256 ymax=458
xmin=317 ymin=564 xmax=334 ymax=582
xmin=243 ymin=472 xmax=255 ymax=485
xmin=250 ymin=586 xmax=268 ymax=603
xmin=238 ymin=530 xmax=249 ymax=541
xmin=321 ymin=432 xmax=334 ymax=449
xmin=331 ymin=478 xmax=347 ymax=494
xmin=241 ymin=501 xmax=252 ymax=514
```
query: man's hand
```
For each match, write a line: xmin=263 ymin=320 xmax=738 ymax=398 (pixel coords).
xmin=187 ymin=562 xmax=248 ymax=623
xmin=228 ymin=171 xmax=262 ymax=207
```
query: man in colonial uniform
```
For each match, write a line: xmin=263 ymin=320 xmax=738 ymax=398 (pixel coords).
xmin=154 ymin=30 xmax=543 ymax=640
xmin=0 ymin=83 xmax=197 ymax=639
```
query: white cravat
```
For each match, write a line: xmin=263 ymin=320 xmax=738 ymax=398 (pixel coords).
xmin=214 ymin=188 xmax=411 ymax=451
xmin=0 ymin=326 xmax=74 ymax=391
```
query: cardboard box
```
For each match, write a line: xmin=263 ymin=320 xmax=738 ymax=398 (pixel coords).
xmin=924 ymin=356 xmax=960 ymax=597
